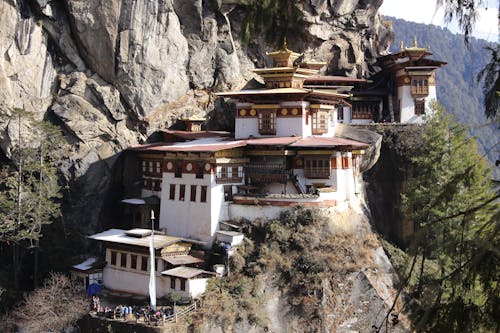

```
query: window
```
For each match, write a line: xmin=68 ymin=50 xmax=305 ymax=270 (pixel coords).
xmin=179 ymin=185 xmax=185 ymax=201
xmin=174 ymin=162 xmax=182 ymax=178
xmin=120 ymin=253 xmax=127 ymax=268
xmin=224 ymin=185 xmax=233 ymax=202
xmin=200 ymin=186 xmax=207 ymax=203
xmin=258 ymin=111 xmax=276 ymax=135
xmin=180 ymin=279 xmax=186 ymax=291
xmin=190 ymin=185 xmax=197 ymax=202
xmin=312 ymin=111 xmax=328 ymax=134
xmin=141 ymin=256 xmax=148 ymax=271
xmin=169 ymin=184 xmax=176 ymax=200
xmin=415 ymin=99 xmax=425 ymax=115
xmin=141 ymin=161 xmax=147 ymax=172
xmin=131 ymin=255 xmax=137 ymax=270
xmin=216 ymin=164 xmax=243 ymax=184
xmin=304 ymin=158 xmax=330 ymax=178
xmin=337 ymin=105 xmax=344 ymax=121
xmin=155 ymin=161 xmax=161 ymax=174
xmin=411 ymin=77 xmax=429 ymax=95
xmin=196 ymin=163 xmax=204 ymax=179
xmin=170 ymin=277 xmax=176 ymax=289
xmin=110 ymin=251 xmax=117 ymax=266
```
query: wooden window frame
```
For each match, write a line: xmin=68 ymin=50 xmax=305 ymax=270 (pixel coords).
xmin=414 ymin=99 xmax=425 ymax=115
xmin=190 ymin=185 xmax=197 ymax=202
xmin=110 ymin=251 xmax=117 ymax=266
xmin=312 ymin=111 xmax=328 ymax=134
xmin=174 ymin=162 xmax=182 ymax=178
xmin=180 ymin=278 xmax=186 ymax=291
xmin=304 ymin=158 xmax=331 ymax=179
xmin=411 ymin=77 xmax=429 ymax=96
xmin=141 ymin=256 xmax=148 ymax=271
xmin=120 ymin=253 xmax=127 ymax=268
xmin=131 ymin=255 xmax=137 ymax=270
xmin=200 ymin=186 xmax=207 ymax=203
xmin=179 ymin=184 xmax=185 ymax=201
xmin=258 ymin=110 xmax=277 ymax=135
xmin=169 ymin=184 xmax=176 ymax=200
xmin=170 ymin=277 xmax=176 ymax=289
xmin=196 ymin=163 xmax=204 ymax=179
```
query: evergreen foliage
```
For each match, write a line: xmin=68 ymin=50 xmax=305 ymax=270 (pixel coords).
xmin=240 ymin=0 xmax=303 ymax=44
xmin=398 ymin=104 xmax=499 ymax=331
xmin=0 ymin=108 xmax=66 ymax=290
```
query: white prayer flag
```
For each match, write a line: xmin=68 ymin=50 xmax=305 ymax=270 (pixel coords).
xmin=149 ymin=211 xmax=157 ymax=310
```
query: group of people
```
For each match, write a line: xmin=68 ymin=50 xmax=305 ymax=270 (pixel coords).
xmin=91 ymin=298 xmax=175 ymax=326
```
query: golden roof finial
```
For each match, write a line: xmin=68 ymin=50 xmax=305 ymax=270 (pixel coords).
xmin=282 ymin=37 xmax=288 ymax=51
xmin=413 ymin=36 xmax=418 ymax=48
xmin=399 ymin=41 xmax=404 ymax=50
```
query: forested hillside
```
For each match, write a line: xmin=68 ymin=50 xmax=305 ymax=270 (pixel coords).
xmin=388 ymin=17 xmax=499 ymax=179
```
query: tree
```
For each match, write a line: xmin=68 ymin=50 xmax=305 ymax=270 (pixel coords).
xmin=385 ymin=103 xmax=499 ymax=331
xmin=0 ymin=273 xmax=87 ymax=333
xmin=0 ymin=108 xmax=65 ymax=289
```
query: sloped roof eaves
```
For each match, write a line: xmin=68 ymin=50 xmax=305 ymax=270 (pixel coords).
xmin=290 ymin=137 xmax=369 ymax=149
xmin=304 ymin=75 xmax=368 ymax=83
xmin=161 ymin=266 xmax=213 ymax=279
xmin=129 ymin=141 xmax=247 ymax=153
xmin=245 ymin=136 xmax=302 ymax=146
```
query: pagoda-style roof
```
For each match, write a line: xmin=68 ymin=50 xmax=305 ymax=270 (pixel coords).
xmin=266 ymin=39 xmax=301 ymax=67
xmin=377 ymin=37 xmax=447 ymax=73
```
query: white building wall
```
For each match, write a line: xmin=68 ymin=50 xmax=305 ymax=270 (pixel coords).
xmin=160 ymin=172 xmax=213 ymax=246
xmin=343 ymin=106 xmax=351 ymax=124
xmin=103 ymin=250 xmax=166 ymax=296
xmin=188 ymin=278 xmax=209 ymax=299
xmin=235 ymin=117 xmax=259 ymax=139
xmin=276 ymin=117 xmax=304 ymax=137
xmin=343 ymin=152 xmax=356 ymax=201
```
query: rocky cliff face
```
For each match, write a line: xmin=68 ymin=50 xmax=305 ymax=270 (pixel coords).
xmin=0 ymin=0 xmax=392 ymax=237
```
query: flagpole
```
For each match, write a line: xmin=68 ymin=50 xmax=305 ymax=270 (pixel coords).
xmin=149 ymin=210 xmax=157 ymax=310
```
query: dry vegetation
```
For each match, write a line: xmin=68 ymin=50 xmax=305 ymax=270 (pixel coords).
xmin=0 ymin=273 xmax=88 ymax=333
xmin=193 ymin=207 xmax=382 ymax=332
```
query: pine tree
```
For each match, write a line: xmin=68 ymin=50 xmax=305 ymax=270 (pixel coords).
xmin=399 ymin=103 xmax=499 ymax=331
xmin=0 ymin=108 xmax=65 ymax=289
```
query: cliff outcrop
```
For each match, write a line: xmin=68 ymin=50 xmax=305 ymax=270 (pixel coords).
xmin=0 ymin=0 xmax=392 ymax=242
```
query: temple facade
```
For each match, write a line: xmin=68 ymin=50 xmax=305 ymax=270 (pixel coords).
xmin=125 ymin=43 xmax=371 ymax=247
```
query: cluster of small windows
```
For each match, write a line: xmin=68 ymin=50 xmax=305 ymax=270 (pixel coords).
xmin=142 ymin=160 xmax=162 ymax=176
xmin=142 ymin=178 xmax=162 ymax=191
xmin=168 ymin=276 xmax=186 ymax=291
xmin=337 ymin=105 xmax=344 ymax=121
xmin=304 ymin=159 xmax=330 ymax=179
xmin=352 ymin=103 xmax=378 ymax=120
xmin=411 ymin=78 xmax=429 ymax=95
xmin=169 ymin=184 xmax=207 ymax=202
xmin=215 ymin=164 xmax=244 ymax=184
xmin=311 ymin=111 xmax=329 ymax=134
xmin=258 ymin=111 xmax=277 ymax=135
xmin=110 ymin=250 xmax=149 ymax=273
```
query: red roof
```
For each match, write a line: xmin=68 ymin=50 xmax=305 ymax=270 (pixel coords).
xmin=129 ymin=135 xmax=368 ymax=153
xmin=130 ymin=139 xmax=247 ymax=153
xmin=246 ymin=137 xmax=301 ymax=146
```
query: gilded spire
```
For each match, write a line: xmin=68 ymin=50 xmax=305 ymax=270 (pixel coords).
xmin=283 ymin=37 xmax=288 ymax=51
xmin=413 ymin=36 xmax=418 ymax=48
xmin=399 ymin=41 xmax=404 ymax=50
